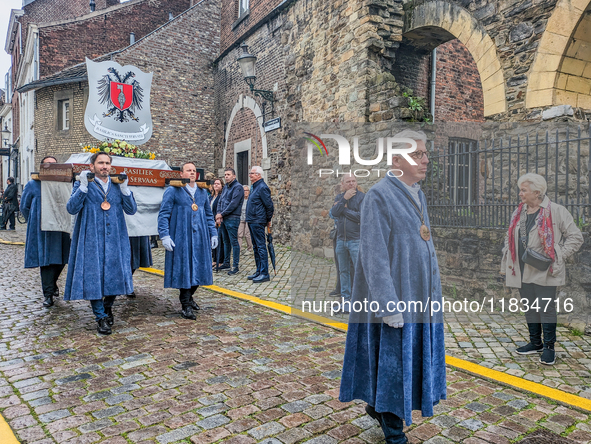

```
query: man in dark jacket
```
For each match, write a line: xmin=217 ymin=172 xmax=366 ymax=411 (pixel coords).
xmin=216 ymin=168 xmax=244 ymax=275
xmin=332 ymin=174 xmax=365 ymax=306
xmin=245 ymin=166 xmax=274 ymax=283
xmin=1 ymin=177 xmax=18 ymax=230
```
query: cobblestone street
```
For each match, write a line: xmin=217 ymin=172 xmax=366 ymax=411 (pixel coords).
xmin=2 ymin=229 xmax=591 ymax=443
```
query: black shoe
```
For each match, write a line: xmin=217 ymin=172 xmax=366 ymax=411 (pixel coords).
xmin=181 ymin=306 xmax=196 ymax=320
xmin=126 ymin=291 xmax=136 ymax=298
xmin=218 ymin=264 xmax=231 ymax=270
xmin=105 ymin=307 xmax=114 ymax=326
xmin=53 ymin=288 xmax=59 ymax=299
xmin=365 ymin=404 xmax=381 ymax=423
xmin=540 ymin=346 xmax=556 ymax=365
xmin=42 ymin=295 xmax=54 ymax=307
xmin=329 ymin=291 xmax=341 ymax=297
xmin=247 ymin=271 xmax=260 ymax=280
xmin=515 ymin=342 xmax=544 ymax=355
xmin=227 ymin=268 xmax=239 ymax=276
xmin=190 ymin=299 xmax=200 ymax=311
xmin=97 ymin=318 xmax=112 ymax=335
xmin=253 ymin=274 xmax=270 ymax=283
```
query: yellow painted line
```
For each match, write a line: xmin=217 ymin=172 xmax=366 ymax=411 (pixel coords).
xmin=0 ymin=237 xmax=25 ymax=246
xmin=142 ymin=266 xmax=591 ymax=412
xmin=139 ymin=267 xmax=164 ymax=276
xmin=0 ymin=413 xmax=19 ymax=444
xmin=446 ymin=355 xmax=591 ymax=411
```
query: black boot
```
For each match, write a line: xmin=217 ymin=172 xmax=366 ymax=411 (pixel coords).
xmin=97 ymin=318 xmax=112 ymax=335
xmin=43 ymin=295 xmax=54 ymax=307
xmin=380 ymin=412 xmax=407 ymax=444
xmin=181 ymin=306 xmax=196 ymax=320
xmin=105 ymin=307 xmax=114 ymax=326
xmin=190 ymin=298 xmax=200 ymax=311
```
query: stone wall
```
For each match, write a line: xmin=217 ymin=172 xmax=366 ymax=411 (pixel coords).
xmin=34 ymin=0 xmax=221 ymax=170
xmin=38 ymin=0 xmax=192 ymax=78
xmin=433 ymin=226 xmax=591 ymax=329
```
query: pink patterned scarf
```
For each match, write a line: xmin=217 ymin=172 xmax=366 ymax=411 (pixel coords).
xmin=508 ymin=202 xmax=555 ymax=275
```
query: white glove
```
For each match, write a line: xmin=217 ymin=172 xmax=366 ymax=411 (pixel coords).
xmin=161 ymin=236 xmax=175 ymax=252
xmin=211 ymin=236 xmax=218 ymax=250
xmin=383 ymin=313 xmax=404 ymax=328
xmin=120 ymin=176 xmax=131 ymax=196
xmin=78 ymin=170 xmax=90 ymax=193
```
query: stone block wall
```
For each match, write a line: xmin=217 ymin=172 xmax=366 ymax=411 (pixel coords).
xmin=38 ymin=0 xmax=192 ymax=78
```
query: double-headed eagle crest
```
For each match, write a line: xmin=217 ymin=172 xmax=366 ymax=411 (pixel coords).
xmin=97 ymin=67 xmax=144 ymax=122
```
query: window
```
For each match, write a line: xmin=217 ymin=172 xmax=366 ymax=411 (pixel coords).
xmin=58 ymin=99 xmax=70 ymax=130
xmin=238 ymin=0 xmax=249 ymax=17
xmin=448 ymin=138 xmax=477 ymax=205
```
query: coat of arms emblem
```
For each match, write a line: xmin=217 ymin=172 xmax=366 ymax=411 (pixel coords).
xmin=85 ymin=58 xmax=153 ymax=144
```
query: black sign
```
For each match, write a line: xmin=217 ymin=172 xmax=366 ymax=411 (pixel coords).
xmin=264 ymin=117 xmax=281 ymax=132
xmin=0 ymin=149 xmax=10 ymax=156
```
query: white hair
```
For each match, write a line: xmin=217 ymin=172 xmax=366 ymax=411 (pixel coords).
xmin=251 ymin=166 xmax=263 ymax=176
xmin=517 ymin=173 xmax=547 ymax=198
xmin=390 ymin=130 xmax=427 ymax=156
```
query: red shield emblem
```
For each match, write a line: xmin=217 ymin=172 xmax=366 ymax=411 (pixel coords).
xmin=110 ymin=82 xmax=133 ymax=111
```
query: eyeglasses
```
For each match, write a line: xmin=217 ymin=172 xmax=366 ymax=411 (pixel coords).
xmin=248 ymin=172 xmax=260 ymax=175
xmin=408 ymin=151 xmax=429 ymax=161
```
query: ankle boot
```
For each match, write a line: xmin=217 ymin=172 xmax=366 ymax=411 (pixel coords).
xmin=43 ymin=295 xmax=54 ymax=307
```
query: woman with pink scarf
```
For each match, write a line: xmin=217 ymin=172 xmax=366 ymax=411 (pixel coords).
xmin=501 ymin=173 xmax=583 ymax=366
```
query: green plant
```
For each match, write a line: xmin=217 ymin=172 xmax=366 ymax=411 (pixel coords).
xmin=402 ymin=90 xmax=433 ymax=123
xmin=571 ymin=328 xmax=584 ymax=337
xmin=575 ymin=216 xmax=589 ymax=230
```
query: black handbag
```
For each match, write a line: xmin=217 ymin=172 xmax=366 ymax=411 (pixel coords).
xmin=519 ymin=211 xmax=553 ymax=271
xmin=521 ymin=248 xmax=553 ymax=271
xmin=329 ymin=227 xmax=337 ymax=240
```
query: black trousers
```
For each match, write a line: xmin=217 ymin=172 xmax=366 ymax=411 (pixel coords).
xmin=519 ymin=282 xmax=557 ymax=347
xmin=1 ymin=207 xmax=15 ymax=229
xmin=40 ymin=264 xmax=66 ymax=298
xmin=179 ymin=286 xmax=198 ymax=308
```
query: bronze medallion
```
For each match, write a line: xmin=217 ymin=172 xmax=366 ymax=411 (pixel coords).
xmin=191 ymin=203 xmax=198 ymax=211
xmin=420 ymin=224 xmax=430 ymax=241
xmin=101 ymin=201 xmax=111 ymax=211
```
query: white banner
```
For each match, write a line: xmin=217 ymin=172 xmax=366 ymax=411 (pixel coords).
xmin=88 ymin=115 xmax=150 ymax=141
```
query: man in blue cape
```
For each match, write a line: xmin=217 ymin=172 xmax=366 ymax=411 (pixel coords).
xmin=64 ymin=152 xmax=137 ymax=335
xmin=339 ymin=131 xmax=446 ymax=443
xmin=158 ymin=162 xmax=217 ymax=320
xmin=20 ymin=156 xmax=71 ymax=308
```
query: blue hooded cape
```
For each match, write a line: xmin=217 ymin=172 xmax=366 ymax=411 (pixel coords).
xmin=130 ymin=236 xmax=153 ymax=270
xmin=339 ymin=175 xmax=446 ymax=425
xmin=64 ymin=179 xmax=137 ymax=300
xmin=158 ymin=185 xmax=217 ymax=289
xmin=20 ymin=180 xmax=70 ymax=268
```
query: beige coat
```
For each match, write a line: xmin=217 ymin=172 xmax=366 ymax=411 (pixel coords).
xmin=501 ymin=196 xmax=584 ymax=288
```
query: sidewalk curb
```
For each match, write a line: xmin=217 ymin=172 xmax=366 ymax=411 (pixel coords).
xmin=0 ymin=237 xmax=25 ymax=246
xmin=139 ymin=266 xmax=591 ymax=413
xmin=0 ymin=412 xmax=19 ymax=444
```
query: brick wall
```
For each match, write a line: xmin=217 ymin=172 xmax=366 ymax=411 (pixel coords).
xmin=38 ymin=0 xmax=192 ymax=78
xmin=34 ymin=83 xmax=95 ymax=164
xmin=391 ymin=43 xmax=431 ymax=103
xmin=435 ymin=39 xmax=485 ymax=123
xmin=34 ymin=0 xmax=221 ymax=172
xmin=20 ymin=0 xmax=119 ymax=44
xmin=220 ymin=0 xmax=283 ymax=54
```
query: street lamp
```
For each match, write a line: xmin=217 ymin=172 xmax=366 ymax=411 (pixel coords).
xmin=1 ymin=123 xmax=10 ymax=149
xmin=237 ymin=42 xmax=275 ymax=122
